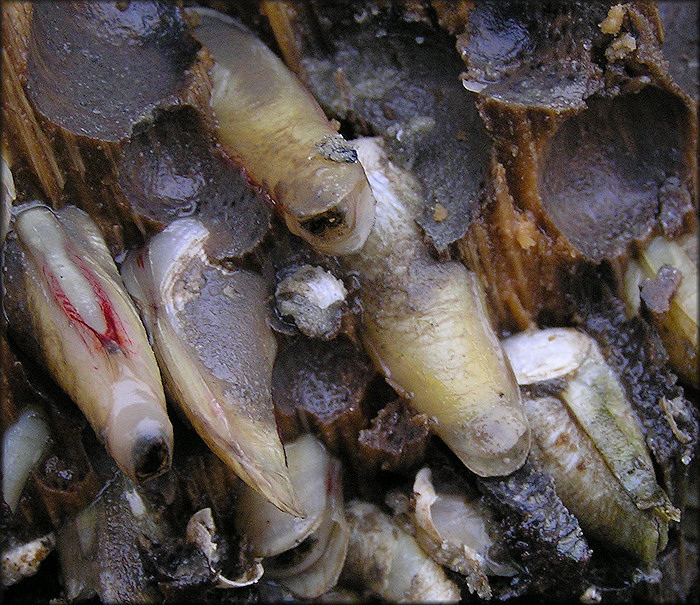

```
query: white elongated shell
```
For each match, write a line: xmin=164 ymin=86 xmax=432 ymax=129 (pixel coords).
xmin=502 ymin=327 xmax=677 ymax=562
xmin=1 ymin=154 xmax=15 ymax=244
xmin=235 ymin=434 xmax=330 ymax=557
xmin=503 ymin=327 xmax=676 ymax=515
xmin=269 ymin=459 xmax=349 ymax=598
xmin=236 ymin=434 xmax=349 ymax=599
xmin=189 ymin=7 xmax=376 ymax=255
xmin=13 ymin=204 xmax=172 ymax=482
xmin=2 ymin=408 xmax=51 ymax=513
xmin=343 ymin=500 xmax=461 ymax=602
xmin=524 ymin=395 xmax=669 ymax=563
xmin=121 ymin=218 xmax=301 ymax=516
xmin=347 ymin=137 xmax=530 ymax=477
xmin=410 ymin=467 xmax=518 ymax=598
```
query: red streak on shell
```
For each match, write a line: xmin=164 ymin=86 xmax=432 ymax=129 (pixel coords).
xmin=42 ymin=249 xmax=133 ymax=356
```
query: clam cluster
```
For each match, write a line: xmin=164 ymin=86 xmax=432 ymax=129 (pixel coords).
xmin=1 ymin=1 xmax=698 ymax=603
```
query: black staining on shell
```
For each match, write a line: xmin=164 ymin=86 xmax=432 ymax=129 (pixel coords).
xmin=299 ymin=209 xmax=347 ymax=241
xmin=132 ymin=435 xmax=172 ymax=484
